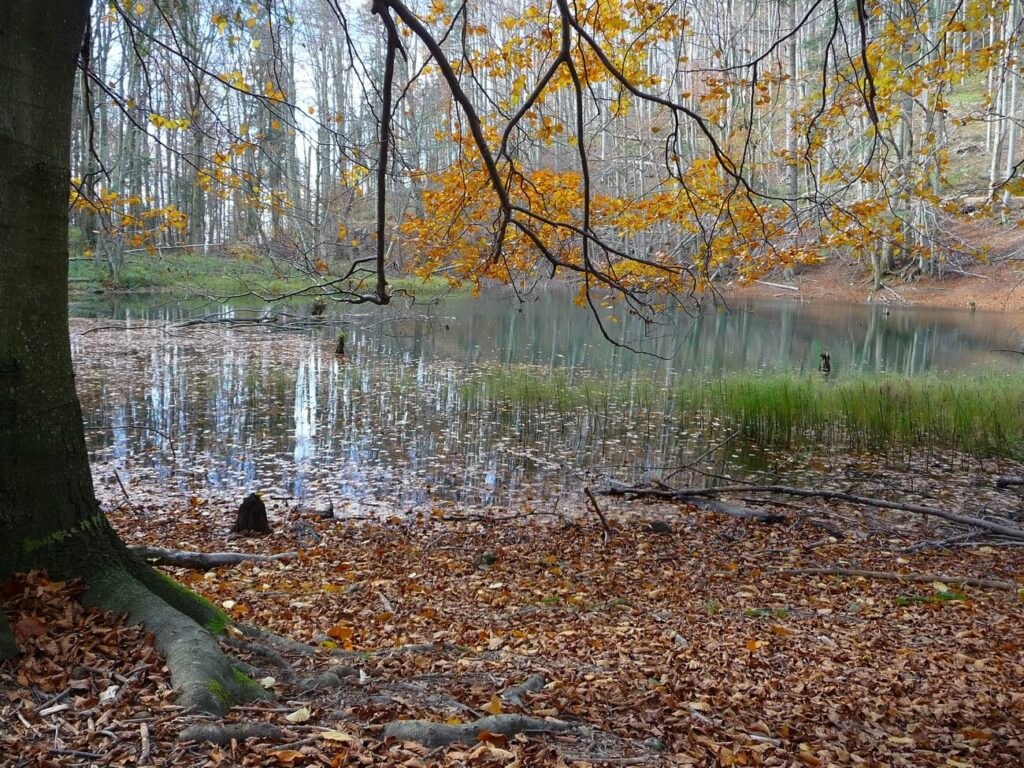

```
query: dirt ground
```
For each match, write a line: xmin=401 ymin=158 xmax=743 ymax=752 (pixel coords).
xmin=726 ymin=259 xmax=1024 ymax=312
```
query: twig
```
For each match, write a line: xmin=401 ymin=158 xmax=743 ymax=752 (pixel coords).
xmin=112 ymin=468 xmax=132 ymax=508
xmin=775 ymin=567 xmax=1016 ymax=592
xmin=584 ymin=486 xmax=611 ymax=543
xmin=139 ymin=723 xmax=150 ymax=765
xmin=608 ymin=483 xmax=1024 ymax=540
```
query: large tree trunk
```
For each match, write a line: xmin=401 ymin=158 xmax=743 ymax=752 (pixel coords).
xmin=0 ymin=0 xmax=103 ymax=578
xmin=0 ymin=1 xmax=267 ymax=714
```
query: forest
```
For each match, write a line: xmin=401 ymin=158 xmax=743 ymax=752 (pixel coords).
xmin=3 ymin=0 xmax=1024 ymax=766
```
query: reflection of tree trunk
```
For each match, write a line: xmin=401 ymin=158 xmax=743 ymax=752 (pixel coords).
xmin=859 ymin=311 xmax=877 ymax=368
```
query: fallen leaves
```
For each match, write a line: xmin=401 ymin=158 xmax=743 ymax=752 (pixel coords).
xmin=4 ymin=488 xmax=1024 ymax=766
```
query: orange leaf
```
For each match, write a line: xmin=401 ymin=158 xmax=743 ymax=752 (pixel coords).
xmin=327 ymin=625 xmax=353 ymax=641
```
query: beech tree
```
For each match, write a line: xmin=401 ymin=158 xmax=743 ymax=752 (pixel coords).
xmin=0 ymin=1 xmax=270 ymax=712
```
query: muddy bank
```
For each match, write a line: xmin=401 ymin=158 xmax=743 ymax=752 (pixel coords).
xmin=722 ymin=260 xmax=1024 ymax=312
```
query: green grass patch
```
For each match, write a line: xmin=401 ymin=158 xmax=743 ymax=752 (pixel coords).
xmin=679 ymin=372 xmax=1024 ymax=458
xmin=458 ymin=366 xmax=1024 ymax=459
xmin=69 ymin=247 xmax=467 ymax=299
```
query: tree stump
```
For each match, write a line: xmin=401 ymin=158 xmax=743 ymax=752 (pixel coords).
xmin=233 ymin=493 xmax=270 ymax=535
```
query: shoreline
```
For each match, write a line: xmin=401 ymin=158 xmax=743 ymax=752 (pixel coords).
xmin=722 ymin=260 xmax=1024 ymax=312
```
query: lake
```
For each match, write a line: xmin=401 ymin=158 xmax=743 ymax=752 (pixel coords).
xmin=71 ymin=291 xmax=1024 ymax=511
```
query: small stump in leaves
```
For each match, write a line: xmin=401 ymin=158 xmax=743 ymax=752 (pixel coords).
xmin=233 ymin=493 xmax=270 ymax=535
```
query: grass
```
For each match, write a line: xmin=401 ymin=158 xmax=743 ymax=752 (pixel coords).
xmin=460 ymin=367 xmax=1024 ymax=459
xmin=68 ymin=247 xmax=461 ymax=299
xmin=682 ymin=372 xmax=1024 ymax=457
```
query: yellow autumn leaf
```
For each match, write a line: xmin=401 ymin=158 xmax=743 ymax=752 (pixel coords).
xmin=285 ymin=706 xmax=311 ymax=723
xmin=483 ymin=693 xmax=502 ymax=715
xmin=319 ymin=729 xmax=356 ymax=743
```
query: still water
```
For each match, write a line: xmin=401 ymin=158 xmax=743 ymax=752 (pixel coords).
xmin=71 ymin=292 xmax=1024 ymax=508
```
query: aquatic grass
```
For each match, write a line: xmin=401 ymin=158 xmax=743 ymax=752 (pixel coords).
xmin=459 ymin=366 xmax=1024 ymax=459
xmin=682 ymin=372 xmax=1024 ymax=458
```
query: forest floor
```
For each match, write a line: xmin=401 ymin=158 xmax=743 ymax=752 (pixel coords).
xmin=3 ymin=455 xmax=1024 ymax=767
xmin=729 ymin=258 xmax=1024 ymax=312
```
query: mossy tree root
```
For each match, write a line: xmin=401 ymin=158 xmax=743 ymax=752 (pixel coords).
xmin=0 ymin=606 xmax=17 ymax=661
xmin=83 ymin=567 xmax=271 ymax=714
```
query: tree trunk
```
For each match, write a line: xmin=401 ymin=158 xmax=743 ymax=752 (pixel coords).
xmin=0 ymin=1 xmax=104 ymax=579
xmin=0 ymin=1 xmax=269 ymax=715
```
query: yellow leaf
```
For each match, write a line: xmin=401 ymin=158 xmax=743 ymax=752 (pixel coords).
xmin=285 ymin=706 xmax=311 ymax=723
xmin=483 ymin=693 xmax=502 ymax=715
xmin=319 ymin=730 xmax=357 ymax=743
xmin=746 ymin=639 xmax=765 ymax=652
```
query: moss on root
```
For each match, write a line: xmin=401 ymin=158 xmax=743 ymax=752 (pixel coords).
xmin=84 ymin=567 xmax=271 ymax=714
xmin=138 ymin=567 xmax=230 ymax=634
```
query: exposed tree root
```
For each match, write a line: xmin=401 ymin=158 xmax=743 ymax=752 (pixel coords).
xmin=0 ymin=605 xmax=17 ymax=661
xmin=776 ymin=567 xmax=1017 ymax=591
xmin=384 ymin=714 xmax=573 ymax=748
xmin=500 ymin=673 xmax=547 ymax=706
xmin=131 ymin=546 xmax=297 ymax=570
xmin=179 ymin=722 xmax=286 ymax=745
xmin=83 ymin=567 xmax=271 ymax=714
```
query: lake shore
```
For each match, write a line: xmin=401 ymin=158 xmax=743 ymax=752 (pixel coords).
xmin=725 ymin=259 xmax=1024 ymax=312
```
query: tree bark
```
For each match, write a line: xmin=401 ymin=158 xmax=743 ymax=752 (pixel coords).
xmin=0 ymin=1 xmax=268 ymax=713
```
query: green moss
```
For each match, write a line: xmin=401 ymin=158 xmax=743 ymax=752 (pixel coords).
xmin=206 ymin=679 xmax=233 ymax=709
xmin=147 ymin=569 xmax=230 ymax=635
xmin=21 ymin=513 xmax=106 ymax=554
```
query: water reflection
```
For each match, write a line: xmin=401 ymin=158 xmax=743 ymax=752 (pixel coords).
xmin=71 ymin=292 xmax=1024 ymax=508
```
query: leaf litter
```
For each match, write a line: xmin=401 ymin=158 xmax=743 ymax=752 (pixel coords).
xmin=2 ymin=319 xmax=1023 ymax=765
xmin=4 ymin=487 xmax=1024 ymax=766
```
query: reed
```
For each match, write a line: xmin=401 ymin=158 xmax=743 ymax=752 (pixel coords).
xmin=461 ymin=366 xmax=1024 ymax=458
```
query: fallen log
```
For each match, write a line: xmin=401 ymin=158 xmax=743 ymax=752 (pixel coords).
xmin=995 ymin=476 xmax=1024 ymax=488
xmin=775 ymin=567 xmax=1016 ymax=592
xmin=602 ymin=484 xmax=785 ymax=523
xmin=689 ymin=497 xmax=786 ymax=523
xmin=608 ymin=482 xmax=1024 ymax=540
xmin=130 ymin=546 xmax=297 ymax=570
